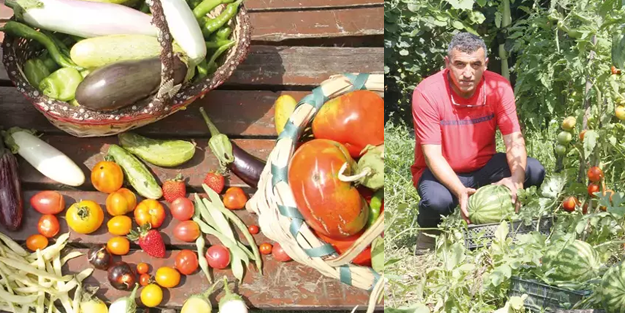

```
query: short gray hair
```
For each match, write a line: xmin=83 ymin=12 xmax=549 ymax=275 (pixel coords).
xmin=448 ymin=32 xmax=488 ymax=59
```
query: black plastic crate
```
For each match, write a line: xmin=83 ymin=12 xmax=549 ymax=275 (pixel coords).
xmin=463 ymin=217 xmax=553 ymax=250
xmin=508 ymin=277 xmax=595 ymax=312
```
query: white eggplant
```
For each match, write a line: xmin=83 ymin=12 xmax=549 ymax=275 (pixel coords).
xmin=161 ymin=0 xmax=207 ymax=66
xmin=218 ymin=277 xmax=248 ymax=313
xmin=2 ymin=128 xmax=85 ymax=187
xmin=108 ymin=284 xmax=139 ymax=313
xmin=6 ymin=0 xmax=157 ymax=38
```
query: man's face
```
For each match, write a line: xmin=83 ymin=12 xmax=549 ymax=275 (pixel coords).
xmin=445 ymin=47 xmax=488 ymax=95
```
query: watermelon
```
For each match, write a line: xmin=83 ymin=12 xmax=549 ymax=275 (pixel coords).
xmin=467 ymin=184 xmax=515 ymax=224
xmin=601 ymin=261 xmax=625 ymax=312
xmin=542 ymin=239 xmax=602 ymax=285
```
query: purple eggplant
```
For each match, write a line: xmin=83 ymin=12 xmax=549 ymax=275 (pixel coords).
xmin=0 ymin=137 xmax=23 ymax=231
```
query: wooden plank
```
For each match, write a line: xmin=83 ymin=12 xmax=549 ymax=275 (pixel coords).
xmin=1 ymin=46 xmax=383 ymax=85
xmin=0 ymin=190 xmax=271 ymax=247
xmin=63 ymin=248 xmax=376 ymax=309
xmin=245 ymin=0 xmax=381 ymax=10
xmin=0 ymin=87 xmax=310 ymax=137
xmin=17 ymin=135 xmax=274 ymax=188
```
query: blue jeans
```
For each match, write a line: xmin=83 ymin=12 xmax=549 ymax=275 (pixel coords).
xmin=416 ymin=153 xmax=546 ymax=228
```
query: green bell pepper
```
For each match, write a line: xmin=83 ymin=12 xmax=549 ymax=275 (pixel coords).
xmin=39 ymin=68 xmax=84 ymax=101
xmin=23 ymin=58 xmax=51 ymax=88
xmin=367 ymin=189 xmax=383 ymax=227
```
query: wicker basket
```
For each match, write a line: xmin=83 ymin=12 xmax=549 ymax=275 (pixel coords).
xmin=1 ymin=1 xmax=251 ymax=137
xmin=246 ymin=73 xmax=385 ymax=312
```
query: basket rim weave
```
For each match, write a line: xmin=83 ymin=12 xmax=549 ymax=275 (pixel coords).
xmin=1 ymin=2 xmax=252 ymax=136
xmin=246 ymin=73 xmax=384 ymax=303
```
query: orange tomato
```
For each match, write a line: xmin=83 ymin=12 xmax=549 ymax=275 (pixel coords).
xmin=91 ymin=161 xmax=124 ymax=193
xmin=107 ymin=216 xmax=133 ymax=236
xmin=155 ymin=266 xmax=181 ymax=288
xmin=223 ymin=187 xmax=248 ymax=210
xmin=107 ymin=237 xmax=130 ymax=255
xmin=38 ymin=214 xmax=60 ymax=238
xmin=26 ymin=234 xmax=48 ymax=251
xmin=135 ymin=199 xmax=166 ymax=228
xmin=106 ymin=188 xmax=137 ymax=216
xmin=259 ymin=243 xmax=273 ymax=255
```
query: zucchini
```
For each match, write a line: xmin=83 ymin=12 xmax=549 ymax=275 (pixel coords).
xmin=119 ymin=132 xmax=196 ymax=167
xmin=107 ymin=144 xmax=162 ymax=199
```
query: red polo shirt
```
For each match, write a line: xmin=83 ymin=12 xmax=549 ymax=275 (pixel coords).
xmin=411 ymin=69 xmax=521 ymax=187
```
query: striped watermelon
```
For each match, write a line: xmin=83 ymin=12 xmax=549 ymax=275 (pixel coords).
xmin=601 ymin=261 xmax=625 ymax=312
xmin=542 ymin=239 xmax=602 ymax=285
xmin=467 ymin=184 xmax=515 ymax=224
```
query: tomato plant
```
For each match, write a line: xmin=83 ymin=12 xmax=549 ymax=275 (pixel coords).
xmin=259 ymin=243 xmax=273 ymax=255
xmin=155 ymin=266 xmax=180 ymax=288
xmin=107 ymin=237 xmax=130 ymax=256
xmin=173 ymin=221 xmax=200 ymax=242
xmin=106 ymin=188 xmax=137 ymax=216
xmin=205 ymin=245 xmax=230 ymax=269
xmin=26 ymin=234 xmax=48 ymax=251
xmin=135 ymin=199 xmax=166 ymax=228
xmin=38 ymin=214 xmax=60 ymax=238
xmin=170 ymin=197 xmax=194 ymax=221
xmin=30 ymin=191 xmax=65 ymax=215
xmin=91 ymin=161 xmax=124 ymax=193
xmin=66 ymin=200 xmax=104 ymax=234
xmin=175 ymin=250 xmax=198 ymax=275
xmin=222 ymin=187 xmax=248 ymax=210
xmin=107 ymin=216 xmax=132 ymax=236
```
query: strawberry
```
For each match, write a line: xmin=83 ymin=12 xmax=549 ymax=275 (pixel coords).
xmin=203 ymin=171 xmax=225 ymax=194
xmin=128 ymin=224 xmax=166 ymax=258
xmin=162 ymin=173 xmax=186 ymax=203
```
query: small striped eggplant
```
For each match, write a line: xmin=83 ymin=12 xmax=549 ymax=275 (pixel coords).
xmin=0 ymin=137 xmax=23 ymax=231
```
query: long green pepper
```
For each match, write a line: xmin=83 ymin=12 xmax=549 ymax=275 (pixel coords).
xmin=0 ymin=21 xmax=81 ymax=70
xmin=202 ymin=0 xmax=242 ymax=37
xmin=193 ymin=0 xmax=235 ymax=19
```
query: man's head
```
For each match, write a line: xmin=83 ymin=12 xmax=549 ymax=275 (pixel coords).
xmin=445 ymin=32 xmax=489 ymax=97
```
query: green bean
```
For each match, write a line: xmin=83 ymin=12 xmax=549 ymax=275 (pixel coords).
xmin=195 ymin=235 xmax=212 ymax=283
xmin=0 ymin=22 xmax=80 ymax=70
xmin=202 ymin=0 xmax=241 ymax=37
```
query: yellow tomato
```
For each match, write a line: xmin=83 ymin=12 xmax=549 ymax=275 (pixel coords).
xmin=107 ymin=237 xmax=130 ymax=255
xmin=66 ymin=200 xmax=104 ymax=234
xmin=616 ymin=106 xmax=625 ymax=121
xmin=155 ymin=266 xmax=181 ymax=288
xmin=107 ymin=216 xmax=132 ymax=236
xmin=141 ymin=284 xmax=163 ymax=308
xmin=106 ymin=188 xmax=137 ymax=216
xmin=91 ymin=161 xmax=123 ymax=193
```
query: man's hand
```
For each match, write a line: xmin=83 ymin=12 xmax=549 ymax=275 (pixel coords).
xmin=494 ymin=177 xmax=524 ymax=212
xmin=458 ymin=187 xmax=477 ymax=224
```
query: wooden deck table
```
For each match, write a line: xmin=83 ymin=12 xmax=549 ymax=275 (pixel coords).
xmin=0 ymin=0 xmax=383 ymax=311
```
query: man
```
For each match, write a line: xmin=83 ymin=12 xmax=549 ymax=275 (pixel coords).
xmin=412 ymin=32 xmax=546 ymax=254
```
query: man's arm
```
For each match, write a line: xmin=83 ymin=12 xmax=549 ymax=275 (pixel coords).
xmin=422 ymin=144 xmax=476 ymax=223
xmin=502 ymin=131 xmax=527 ymax=188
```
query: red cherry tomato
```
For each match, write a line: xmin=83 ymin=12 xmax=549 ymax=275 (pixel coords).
xmin=259 ymin=243 xmax=273 ymax=255
xmin=205 ymin=245 xmax=231 ymax=269
xmin=38 ymin=214 xmax=60 ymax=238
xmin=170 ymin=197 xmax=195 ymax=221
xmin=247 ymin=225 xmax=260 ymax=235
xmin=174 ymin=250 xmax=199 ymax=275
xmin=562 ymin=196 xmax=578 ymax=212
xmin=137 ymin=263 xmax=149 ymax=275
xmin=588 ymin=166 xmax=604 ymax=183
xmin=222 ymin=187 xmax=248 ymax=210
xmin=139 ymin=273 xmax=151 ymax=286
xmin=272 ymin=243 xmax=292 ymax=262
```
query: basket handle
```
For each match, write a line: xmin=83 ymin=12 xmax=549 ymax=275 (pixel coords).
xmin=145 ymin=0 xmax=179 ymax=117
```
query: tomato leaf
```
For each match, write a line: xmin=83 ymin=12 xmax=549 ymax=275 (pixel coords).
xmin=583 ymin=130 xmax=599 ymax=160
xmin=371 ymin=236 xmax=384 ymax=273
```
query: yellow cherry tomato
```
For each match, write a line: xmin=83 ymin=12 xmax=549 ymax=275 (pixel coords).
xmin=66 ymin=200 xmax=104 ymax=234
xmin=107 ymin=237 xmax=130 ymax=256
xmin=91 ymin=161 xmax=123 ymax=193
xmin=155 ymin=266 xmax=181 ymax=288
xmin=106 ymin=188 xmax=137 ymax=216
xmin=107 ymin=215 xmax=132 ymax=236
xmin=141 ymin=284 xmax=163 ymax=308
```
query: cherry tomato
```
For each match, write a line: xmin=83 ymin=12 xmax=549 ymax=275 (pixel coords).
xmin=91 ymin=161 xmax=124 ymax=193
xmin=141 ymin=283 xmax=163 ymax=308
xmin=259 ymin=243 xmax=273 ymax=255
xmin=588 ymin=166 xmax=604 ymax=183
xmin=562 ymin=196 xmax=577 ymax=212
xmin=170 ymin=197 xmax=195 ymax=221
xmin=272 ymin=243 xmax=292 ymax=262
xmin=134 ymin=199 xmax=166 ymax=228
xmin=26 ymin=234 xmax=48 ymax=251
xmin=175 ymin=250 xmax=199 ymax=275
xmin=139 ymin=273 xmax=151 ymax=286
xmin=248 ymin=225 xmax=260 ymax=235
xmin=173 ymin=221 xmax=200 ymax=242
xmin=222 ymin=187 xmax=248 ymax=210
xmin=588 ymin=183 xmax=600 ymax=197
xmin=107 ymin=237 xmax=130 ymax=256
xmin=155 ymin=266 xmax=181 ymax=288
xmin=106 ymin=188 xmax=137 ymax=216
xmin=38 ymin=214 xmax=60 ymax=238
xmin=579 ymin=130 xmax=587 ymax=142
xmin=205 ymin=245 xmax=231 ymax=269
xmin=30 ymin=191 xmax=65 ymax=215
xmin=137 ymin=263 xmax=149 ymax=275
xmin=107 ymin=216 xmax=133 ymax=236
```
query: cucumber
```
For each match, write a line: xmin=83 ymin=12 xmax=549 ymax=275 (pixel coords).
xmin=70 ymin=34 xmax=185 ymax=69
xmin=119 ymin=132 xmax=196 ymax=167
xmin=107 ymin=144 xmax=163 ymax=199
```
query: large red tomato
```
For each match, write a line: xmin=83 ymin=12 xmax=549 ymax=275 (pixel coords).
xmin=315 ymin=230 xmax=371 ymax=266
xmin=288 ymin=139 xmax=369 ymax=238
xmin=311 ymin=90 xmax=384 ymax=158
